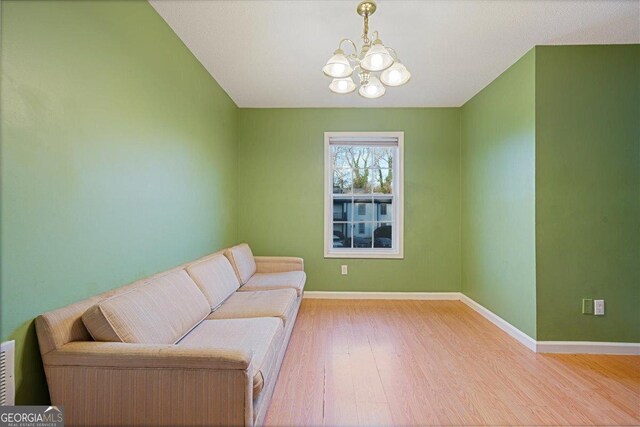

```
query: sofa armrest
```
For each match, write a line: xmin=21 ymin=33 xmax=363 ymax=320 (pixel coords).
xmin=44 ymin=341 xmax=254 ymax=426
xmin=44 ymin=341 xmax=252 ymax=370
xmin=254 ymin=256 xmax=304 ymax=273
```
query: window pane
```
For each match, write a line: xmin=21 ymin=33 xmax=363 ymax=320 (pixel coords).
xmin=374 ymin=198 xmax=392 ymax=221
xmin=373 ymin=147 xmax=394 ymax=169
xmin=333 ymin=169 xmax=352 ymax=194
xmin=332 ymin=146 xmax=351 ymax=168
xmin=333 ymin=146 xmax=374 ymax=169
xmin=333 ymin=223 xmax=353 ymax=248
xmin=353 ymin=198 xmax=373 ymax=221
xmin=332 ymin=198 xmax=352 ymax=222
xmin=351 ymin=146 xmax=374 ymax=168
xmin=353 ymin=222 xmax=373 ymax=248
xmin=372 ymin=168 xmax=392 ymax=194
xmin=353 ymin=169 xmax=372 ymax=194
xmin=374 ymin=222 xmax=392 ymax=248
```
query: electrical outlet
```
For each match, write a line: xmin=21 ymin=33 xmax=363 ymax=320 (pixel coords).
xmin=341 ymin=265 xmax=348 ymax=275
xmin=594 ymin=299 xmax=605 ymax=316
xmin=582 ymin=299 xmax=593 ymax=315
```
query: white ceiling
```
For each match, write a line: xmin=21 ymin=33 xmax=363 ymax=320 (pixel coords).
xmin=149 ymin=0 xmax=640 ymax=108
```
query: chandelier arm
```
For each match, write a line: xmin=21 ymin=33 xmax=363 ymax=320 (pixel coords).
xmin=386 ymin=47 xmax=399 ymax=61
xmin=338 ymin=38 xmax=359 ymax=57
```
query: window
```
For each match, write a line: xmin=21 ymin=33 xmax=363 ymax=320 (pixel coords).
xmin=324 ymin=132 xmax=404 ymax=258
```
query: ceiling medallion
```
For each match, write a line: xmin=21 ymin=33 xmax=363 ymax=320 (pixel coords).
xmin=323 ymin=0 xmax=411 ymax=99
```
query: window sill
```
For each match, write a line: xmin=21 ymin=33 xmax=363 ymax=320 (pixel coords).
xmin=324 ymin=251 xmax=404 ymax=259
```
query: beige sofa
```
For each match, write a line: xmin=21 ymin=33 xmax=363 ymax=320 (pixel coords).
xmin=35 ymin=243 xmax=305 ymax=427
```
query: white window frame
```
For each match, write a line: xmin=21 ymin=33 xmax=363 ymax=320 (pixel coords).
xmin=324 ymin=131 xmax=404 ymax=259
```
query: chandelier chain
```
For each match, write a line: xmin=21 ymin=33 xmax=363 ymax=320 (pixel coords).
xmin=362 ymin=14 xmax=370 ymax=45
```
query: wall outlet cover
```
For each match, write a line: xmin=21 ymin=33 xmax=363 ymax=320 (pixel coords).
xmin=582 ymin=298 xmax=593 ymax=315
xmin=341 ymin=265 xmax=348 ymax=275
xmin=594 ymin=299 xmax=605 ymax=316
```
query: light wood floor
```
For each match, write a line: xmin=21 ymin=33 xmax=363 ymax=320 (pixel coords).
xmin=264 ymin=299 xmax=640 ymax=426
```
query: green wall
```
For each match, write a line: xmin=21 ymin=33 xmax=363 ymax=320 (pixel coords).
xmin=460 ymin=50 xmax=537 ymax=339
xmin=1 ymin=0 xmax=238 ymax=404
xmin=237 ymin=109 xmax=461 ymax=293
xmin=535 ymin=45 xmax=640 ymax=342
xmin=460 ymin=45 xmax=639 ymax=342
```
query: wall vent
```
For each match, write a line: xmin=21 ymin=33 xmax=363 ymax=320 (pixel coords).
xmin=0 ymin=340 xmax=15 ymax=406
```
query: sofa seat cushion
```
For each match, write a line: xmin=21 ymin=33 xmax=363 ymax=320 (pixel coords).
xmin=224 ymin=244 xmax=257 ymax=284
xmin=240 ymin=271 xmax=306 ymax=296
xmin=186 ymin=254 xmax=241 ymax=310
xmin=207 ymin=289 xmax=298 ymax=326
xmin=82 ymin=270 xmax=210 ymax=344
xmin=177 ymin=318 xmax=284 ymax=398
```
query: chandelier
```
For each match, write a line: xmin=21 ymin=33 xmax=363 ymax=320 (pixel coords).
xmin=322 ymin=0 xmax=411 ymax=99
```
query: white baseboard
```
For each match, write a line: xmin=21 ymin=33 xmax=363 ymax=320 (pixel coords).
xmin=536 ymin=341 xmax=640 ymax=355
xmin=459 ymin=295 xmax=640 ymax=355
xmin=458 ymin=294 xmax=538 ymax=352
xmin=303 ymin=291 xmax=639 ymax=355
xmin=303 ymin=291 xmax=461 ymax=300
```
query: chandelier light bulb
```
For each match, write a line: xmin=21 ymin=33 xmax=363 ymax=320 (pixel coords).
xmin=329 ymin=77 xmax=356 ymax=94
xmin=380 ymin=61 xmax=411 ymax=86
xmin=361 ymin=40 xmax=394 ymax=72
xmin=388 ymin=70 xmax=402 ymax=83
xmin=370 ymin=54 xmax=384 ymax=69
xmin=358 ymin=75 xmax=386 ymax=99
xmin=323 ymin=49 xmax=353 ymax=78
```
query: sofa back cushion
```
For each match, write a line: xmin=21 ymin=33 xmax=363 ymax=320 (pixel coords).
xmin=82 ymin=270 xmax=210 ymax=344
xmin=36 ymin=285 xmax=135 ymax=355
xmin=224 ymin=244 xmax=256 ymax=284
xmin=186 ymin=254 xmax=241 ymax=310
